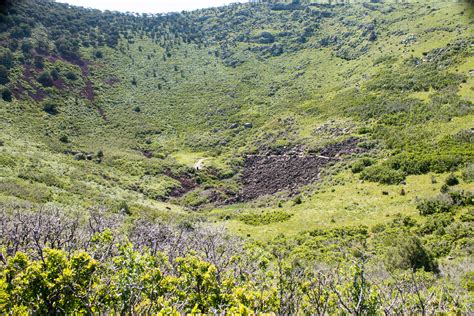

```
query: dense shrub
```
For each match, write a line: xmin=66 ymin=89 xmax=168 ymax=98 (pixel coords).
xmin=416 ymin=194 xmax=453 ymax=216
xmin=351 ymin=158 xmax=374 ymax=173
xmin=181 ymin=190 xmax=208 ymax=207
xmin=34 ymin=55 xmax=45 ymax=68
xmin=0 ymin=51 xmax=14 ymax=68
xmin=360 ymin=165 xmax=405 ymax=184
xmin=416 ymin=191 xmax=473 ymax=216
xmin=448 ymin=190 xmax=473 ymax=207
xmin=117 ymin=201 xmax=131 ymax=215
xmin=385 ymin=235 xmax=439 ymax=273
xmin=387 ymin=153 xmax=463 ymax=175
xmin=292 ymin=195 xmax=302 ymax=205
xmin=418 ymin=213 xmax=453 ymax=235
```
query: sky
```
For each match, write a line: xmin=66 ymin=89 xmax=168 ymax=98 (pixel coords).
xmin=56 ymin=0 xmax=248 ymax=14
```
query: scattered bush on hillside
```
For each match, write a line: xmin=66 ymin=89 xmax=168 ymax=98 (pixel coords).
xmin=117 ymin=201 xmax=131 ymax=215
xmin=37 ymin=71 xmax=53 ymax=87
xmin=21 ymin=41 xmax=33 ymax=56
xmin=65 ymin=71 xmax=78 ymax=81
xmin=440 ymin=184 xmax=449 ymax=193
xmin=42 ymin=101 xmax=58 ymax=115
xmin=292 ymin=195 xmax=302 ymax=205
xmin=445 ymin=173 xmax=459 ymax=186
xmin=59 ymin=135 xmax=68 ymax=143
xmin=418 ymin=213 xmax=453 ymax=235
xmin=448 ymin=190 xmax=474 ymax=207
xmin=50 ymin=68 xmax=60 ymax=81
xmin=360 ymin=165 xmax=405 ymax=185
xmin=94 ymin=50 xmax=104 ymax=58
xmin=34 ymin=55 xmax=45 ymax=68
xmin=387 ymin=153 xmax=464 ymax=175
xmin=1 ymin=87 xmax=12 ymax=101
xmin=385 ymin=235 xmax=439 ymax=273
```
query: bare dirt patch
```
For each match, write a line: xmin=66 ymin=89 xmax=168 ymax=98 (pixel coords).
xmin=164 ymin=171 xmax=199 ymax=198
xmin=240 ymin=138 xmax=364 ymax=200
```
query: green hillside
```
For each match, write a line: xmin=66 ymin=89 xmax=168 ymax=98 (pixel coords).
xmin=0 ymin=0 xmax=473 ymax=313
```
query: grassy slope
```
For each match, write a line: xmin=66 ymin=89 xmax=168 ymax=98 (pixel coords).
xmin=0 ymin=1 xmax=472 ymax=238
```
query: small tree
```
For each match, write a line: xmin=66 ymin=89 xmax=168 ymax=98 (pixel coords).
xmin=50 ymin=69 xmax=60 ymax=81
xmin=43 ymin=101 xmax=58 ymax=115
xmin=445 ymin=173 xmax=459 ymax=186
xmin=59 ymin=135 xmax=69 ymax=143
xmin=0 ymin=51 xmax=14 ymax=69
xmin=65 ymin=71 xmax=78 ymax=81
xmin=0 ymin=65 xmax=9 ymax=85
xmin=385 ymin=235 xmax=438 ymax=273
xmin=37 ymin=71 xmax=53 ymax=87
xmin=1 ymin=88 xmax=12 ymax=102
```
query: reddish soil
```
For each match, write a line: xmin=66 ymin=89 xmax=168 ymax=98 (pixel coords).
xmin=22 ymin=65 xmax=35 ymax=84
xmin=9 ymin=53 xmax=99 ymax=105
xmin=28 ymin=89 xmax=48 ymax=102
xmin=239 ymin=137 xmax=364 ymax=200
xmin=78 ymin=60 xmax=90 ymax=76
xmin=207 ymin=188 xmax=237 ymax=204
xmin=83 ymin=81 xmax=94 ymax=101
xmin=97 ymin=106 xmax=108 ymax=122
xmin=52 ymin=79 xmax=66 ymax=90
xmin=11 ymin=84 xmax=25 ymax=99
xmin=165 ymin=171 xmax=199 ymax=198
xmin=46 ymin=55 xmax=61 ymax=63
